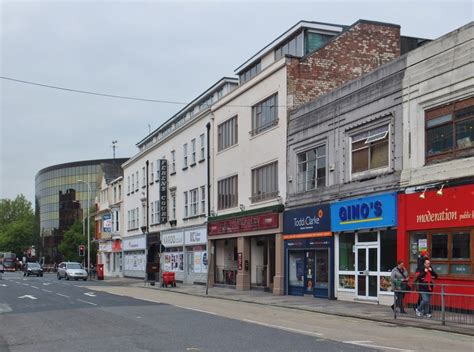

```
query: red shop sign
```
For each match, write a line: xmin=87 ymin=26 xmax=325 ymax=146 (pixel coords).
xmin=208 ymin=212 xmax=279 ymax=236
xmin=402 ymin=184 xmax=474 ymax=230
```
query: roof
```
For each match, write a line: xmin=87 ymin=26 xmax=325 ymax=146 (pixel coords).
xmin=36 ymin=158 xmax=129 ymax=178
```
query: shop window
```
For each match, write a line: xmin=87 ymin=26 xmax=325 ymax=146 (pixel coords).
xmin=351 ymin=125 xmax=389 ymax=174
xmin=409 ymin=230 xmax=473 ymax=276
xmin=339 ymin=274 xmax=355 ymax=289
xmin=339 ymin=234 xmax=355 ymax=271
xmin=357 ymin=232 xmax=377 ymax=243
xmin=380 ymin=229 xmax=397 ymax=272
xmin=425 ymin=97 xmax=474 ymax=163
xmin=288 ymin=252 xmax=304 ymax=287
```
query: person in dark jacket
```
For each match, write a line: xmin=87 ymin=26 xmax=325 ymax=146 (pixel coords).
xmin=391 ymin=260 xmax=409 ymax=313
xmin=415 ymin=259 xmax=438 ymax=318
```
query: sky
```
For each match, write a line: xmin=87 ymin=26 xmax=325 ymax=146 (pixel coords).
xmin=1 ymin=0 xmax=472 ymax=205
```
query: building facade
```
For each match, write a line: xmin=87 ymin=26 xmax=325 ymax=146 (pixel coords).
xmin=208 ymin=19 xmax=408 ymax=295
xmin=95 ymin=164 xmax=124 ymax=278
xmin=122 ymin=78 xmax=238 ymax=280
xmin=35 ymin=158 xmax=128 ymax=263
xmin=398 ymin=22 xmax=474 ymax=293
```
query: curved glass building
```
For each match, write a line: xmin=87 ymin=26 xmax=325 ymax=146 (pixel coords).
xmin=35 ymin=158 xmax=128 ymax=262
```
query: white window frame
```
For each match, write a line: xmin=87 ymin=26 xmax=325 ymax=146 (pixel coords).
xmin=218 ymin=115 xmax=238 ymax=151
xmin=170 ymin=151 xmax=176 ymax=174
xmin=127 ymin=176 xmax=130 ymax=194
xmin=184 ymin=191 xmax=188 ymax=218
xmin=217 ymin=175 xmax=238 ymax=210
xmin=135 ymin=171 xmax=139 ymax=191
xmin=170 ymin=190 xmax=176 ymax=220
xmin=150 ymin=162 xmax=154 ymax=183
xmin=251 ymin=161 xmax=279 ymax=203
xmin=296 ymin=144 xmax=327 ymax=193
xmin=191 ymin=138 xmax=196 ymax=165
xmin=200 ymin=186 xmax=205 ymax=214
xmin=142 ymin=167 xmax=146 ymax=188
xmin=190 ymin=188 xmax=198 ymax=216
xmin=251 ymin=94 xmax=278 ymax=136
xmin=200 ymin=133 xmax=205 ymax=160
xmin=183 ymin=144 xmax=188 ymax=168
xmin=131 ymin=174 xmax=134 ymax=193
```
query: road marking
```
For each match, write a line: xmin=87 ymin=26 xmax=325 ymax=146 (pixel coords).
xmin=0 ymin=284 xmax=7 ymax=287
xmin=22 ymin=283 xmax=29 ymax=286
xmin=141 ymin=298 xmax=161 ymax=304
xmin=76 ymin=299 xmax=97 ymax=306
xmin=18 ymin=295 xmax=37 ymax=300
xmin=173 ymin=305 xmax=218 ymax=316
xmin=343 ymin=340 xmax=414 ymax=352
xmin=31 ymin=286 xmax=39 ymax=289
xmin=42 ymin=289 xmax=52 ymax=293
xmin=56 ymin=293 xmax=69 ymax=298
xmin=84 ymin=292 xmax=96 ymax=297
xmin=242 ymin=319 xmax=323 ymax=337
xmin=0 ymin=303 xmax=12 ymax=314
xmin=42 ymin=283 xmax=51 ymax=286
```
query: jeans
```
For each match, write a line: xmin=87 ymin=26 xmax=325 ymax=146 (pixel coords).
xmin=395 ymin=291 xmax=405 ymax=311
xmin=417 ymin=292 xmax=431 ymax=314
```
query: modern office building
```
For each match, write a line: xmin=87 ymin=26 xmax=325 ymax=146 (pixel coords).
xmin=35 ymin=158 xmax=128 ymax=263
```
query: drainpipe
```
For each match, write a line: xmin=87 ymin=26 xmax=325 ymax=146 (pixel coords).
xmin=206 ymin=122 xmax=211 ymax=217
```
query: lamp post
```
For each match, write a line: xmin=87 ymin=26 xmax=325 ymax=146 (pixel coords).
xmin=77 ymin=179 xmax=91 ymax=277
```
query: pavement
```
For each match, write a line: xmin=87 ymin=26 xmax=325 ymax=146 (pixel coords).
xmin=97 ymin=276 xmax=474 ymax=337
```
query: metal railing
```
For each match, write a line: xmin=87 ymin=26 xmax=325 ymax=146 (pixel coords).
xmin=393 ymin=283 xmax=474 ymax=325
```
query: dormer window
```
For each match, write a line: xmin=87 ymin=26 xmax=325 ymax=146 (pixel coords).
xmin=239 ymin=61 xmax=261 ymax=84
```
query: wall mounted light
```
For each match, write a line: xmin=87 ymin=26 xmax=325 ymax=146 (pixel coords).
xmin=436 ymin=184 xmax=445 ymax=196
xmin=419 ymin=188 xmax=427 ymax=199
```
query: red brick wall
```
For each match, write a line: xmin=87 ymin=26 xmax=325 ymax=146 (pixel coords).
xmin=287 ymin=21 xmax=400 ymax=108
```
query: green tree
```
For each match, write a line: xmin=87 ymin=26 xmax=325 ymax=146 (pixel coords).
xmin=58 ymin=219 xmax=97 ymax=265
xmin=0 ymin=194 xmax=36 ymax=255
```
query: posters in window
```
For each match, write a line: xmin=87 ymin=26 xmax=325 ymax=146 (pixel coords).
xmin=163 ymin=252 xmax=183 ymax=272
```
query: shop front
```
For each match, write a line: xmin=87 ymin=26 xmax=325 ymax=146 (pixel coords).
xmin=98 ymin=239 xmax=123 ymax=277
xmin=208 ymin=207 xmax=284 ymax=294
xmin=398 ymin=183 xmax=474 ymax=297
xmin=160 ymin=227 xmax=208 ymax=284
xmin=331 ymin=192 xmax=397 ymax=304
xmin=283 ymin=204 xmax=333 ymax=299
xmin=123 ymin=234 xmax=146 ymax=278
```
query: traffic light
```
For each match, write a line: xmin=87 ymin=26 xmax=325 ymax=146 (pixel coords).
xmin=79 ymin=245 xmax=85 ymax=257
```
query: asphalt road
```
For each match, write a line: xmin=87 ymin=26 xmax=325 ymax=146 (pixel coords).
xmin=0 ymin=272 xmax=374 ymax=352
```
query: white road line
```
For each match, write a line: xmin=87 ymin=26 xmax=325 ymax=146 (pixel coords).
xmin=242 ymin=319 xmax=323 ymax=337
xmin=343 ymin=340 xmax=414 ymax=352
xmin=84 ymin=292 xmax=96 ymax=297
xmin=0 ymin=284 xmax=7 ymax=287
xmin=141 ymin=298 xmax=161 ymax=304
xmin=56 ymin=293 xmax=70 ymax=298
xmin=173 ymin=305 xmax=218 ymax=316
xmin=22 ymin=283 xmax=29 ymax=286
xmin=77 ymin=299 xmax=97 ymax=306
xmin=31 ymin=286 xmax=39 ymax=289
xmin=42 ymin=289 xmax=52 ymax=293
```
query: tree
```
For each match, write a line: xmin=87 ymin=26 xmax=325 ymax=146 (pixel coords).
xmin=58 ymin=219 xmax=97 ymax=265
xmin=0 ymin=194 xmax=36 ymax=255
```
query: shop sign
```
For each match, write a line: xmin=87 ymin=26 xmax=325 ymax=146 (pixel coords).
xmin=208 ymin=213 xmax=279 ymax=236
xmin=102 ymin=214 xmax=112 ymax=233
xmin=283 ymin=204 xmax=330 ymax=234
xmin=331 ymin=192 xmax=397 ymax=231
xmin=99 ymin=242 xmax=112 ymax=252
xmin=162 ymin=232 xmax=184 ymax=247
xmin=112 ymin=240 xmax=122 ymax=252
xmin=185 ymin=228 xmax=207 ymax=245
xmin=402 ymin=184 xmax=474 ymax=230
xmin=123 ymin=236 xmax=146 ymax=251
xmin=159 ymin=159 xmax=168 ymax=224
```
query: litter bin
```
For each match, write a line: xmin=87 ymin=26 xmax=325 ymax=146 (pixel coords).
xmin=97 ymin=264 xmax=104 ymax=280
xmin=161 ymin=271 xmax=176 ymax=288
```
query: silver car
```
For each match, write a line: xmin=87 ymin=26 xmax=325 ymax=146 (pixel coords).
xmin=57 ymin=262 xmax=88 ymax=281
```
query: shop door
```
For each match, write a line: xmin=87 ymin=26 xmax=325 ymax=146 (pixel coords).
xmin=356 ymin=246 xmax=378 ymax=299
xmin=304 ymin=251 xmax=315 ymax=294
xmin=314 ymin=249 xmax=329 ymax=298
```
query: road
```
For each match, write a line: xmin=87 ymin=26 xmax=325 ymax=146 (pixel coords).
xmin=0 ymin=272 xmax=472 ymax=352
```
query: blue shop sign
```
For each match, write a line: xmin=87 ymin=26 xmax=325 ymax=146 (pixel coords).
xmin=283 ymin=204 xmax=330 ymax=234
xmin=331 ymin=192 xmax=397 ymax=231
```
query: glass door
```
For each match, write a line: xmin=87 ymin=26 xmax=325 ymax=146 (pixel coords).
xmin=356 ymin=246 xmax=378 ymax=298
xmin=314 ymin=249 xmax=329 ymax=298
xmin=304 ymin=251 xmax=315 ymax=294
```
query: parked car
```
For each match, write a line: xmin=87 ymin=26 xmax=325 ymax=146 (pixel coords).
xmin=23 ymin=262 xmax=44 ymax=277
xmin=57 ymin=262 xmax=88 ymax=281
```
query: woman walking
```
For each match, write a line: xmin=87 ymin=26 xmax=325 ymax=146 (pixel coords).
xmin=391 ymin=260 xmax=409 ymax=313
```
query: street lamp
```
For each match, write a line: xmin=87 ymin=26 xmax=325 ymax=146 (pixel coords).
xmin=77 ymin=179 xmax=91 ymax=277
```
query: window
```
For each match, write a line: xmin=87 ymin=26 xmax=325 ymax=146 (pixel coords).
xmin=380 ymin=229 xmax=397 ymax=272
xmin=200 ymin=133 xmax=205 ymax=160
xmin=304 ymin=32 xmax=333 ymax=55
xmin=151 ymin=202 xmax=154 ymax=224
xmin=183 ymin=144 xmax=188 ymax=168
xmin=135 ymin=171 xmax=139 ymax=191
xmin=131 ymin=174 xmax=135 ymax=193
xmin=339 ymin=233 xmax=355 ymax=271
xmin=218 ymin=175 xmax=238 ymax=210
xmin=275 ymin=32 xmax=304 ymax=60
xmin=170 ymin=151 xmax=176 ymax=174
xmin=183 ymin=191 xmax=188 ymax=218
xmin=191 ymin=139 xmax=196 ymax=165
xmin=142 ymin=205 xmax=145 ymax=228
xmin=218 ymin=115 xmax=238 ymax=151
xmin=118 ymin=185 xmax=121 ymax=200
xmin=142 ymin=167 xmax=146 ymax=187
xmin=127 ymin=176 xmax=130 ymax=194
xmin=351 ymin=125 xmax=389 ymax=174
xmin=201 ymin=186 xmax=206 ymax=214
xmin=170 ymin=191 xmax=176 ymax=220
xmin=425 ymin=97 xmax=474 ymax=163
xmin=239 ymin=61 xmax=261 ymax=84
xmin=251 ymin=161 xmax=278 ymax=203
xmin=112 ymin=209 xmax=119 ymax=232
xmin=150 ymin=162 xmax=154 ymax=183
xmin=155 ymin=160 xmax=160 ymax=182
xmin=190 ymin=188 xmax=198 ymax=216
xmin=297 ymin=145 xmax=326 ymax=192
xmin=152 ymin=200 xmax=159 ymax=224
xmin=409 ymin=230 xmax=473 ymax=276
xmin=113 ymin=186 xmax=117 ymax=203
xmin=251 ymin=94 xmax=278 ymax=136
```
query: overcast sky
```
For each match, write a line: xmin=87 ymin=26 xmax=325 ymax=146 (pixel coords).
xmin=1 ymin=0 xmax=472 ymax=205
